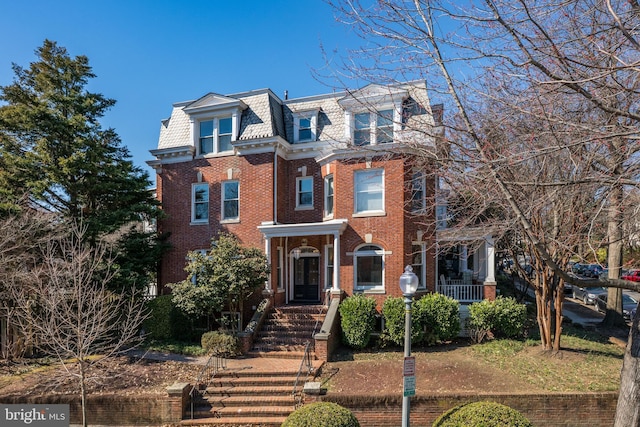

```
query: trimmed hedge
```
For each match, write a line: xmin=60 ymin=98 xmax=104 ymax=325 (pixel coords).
xmin=414 ymin=293 xmax=460 ymax=345
xmin=201 ymin=331 xmax=240 ymax=356
xmin=433 ymin=401 xmax=532 ymax=427
xmin=143 ymin=295 xmax=195 ymax=341
xmin=382 ymin=293 xmax=460 ymax=347
xmin=339 ymin=294 xmax=378 ymax=349
xmin=282 ymin=402 xmax=360 ymax=427
xmin=468 ymin=296 xmax=527 ymax=339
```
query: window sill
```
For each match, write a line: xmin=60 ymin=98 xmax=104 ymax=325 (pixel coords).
xmin=190 ymin=221 xmax=209 ymax=226
xmin=295 ymin=206 xmax=314 ymax=211
xmin=198 ymin=151 xmax=234 ymax=158
xmin=355 ymin=288 xmax=386 ymax=294
xmin=352 ymin=211 xmax=386 ymax=218
xmin=221 ymin=219 xmax=240 ymax=224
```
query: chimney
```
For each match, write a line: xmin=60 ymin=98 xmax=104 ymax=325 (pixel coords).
xmin=284 ymin=90 xmax=288 ymax=100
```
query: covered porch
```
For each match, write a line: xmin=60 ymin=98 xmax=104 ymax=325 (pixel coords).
xmin=436 ymin=228 xmax=497 ymax=303
xmin=257 ymin=219 xmax=349 ymax=304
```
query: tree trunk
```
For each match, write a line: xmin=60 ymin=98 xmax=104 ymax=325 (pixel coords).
xmin=603 ymin=183 xmax=625 ymax=327
xmin=614 ymin=314 xmax=640 ymax=426
xmin=80 ymin=360 xmax=87 ymax=427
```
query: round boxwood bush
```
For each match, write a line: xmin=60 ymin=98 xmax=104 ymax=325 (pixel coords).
xmin=414 ymin=293 xmax=460 ymax=345
xmin=339 ymin=294 xmax=377 ymax=349
xmin=281 ymin=402 xmax=360 ymax=427
xmin=433 ymin=401 xmax=532 ymax=427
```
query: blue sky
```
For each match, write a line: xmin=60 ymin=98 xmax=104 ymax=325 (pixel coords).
xmin=0 ymin=1 xmax=357 ymax=183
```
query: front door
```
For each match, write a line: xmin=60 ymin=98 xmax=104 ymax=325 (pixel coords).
xmin=293 ymin=255 xmax=320 ymax=301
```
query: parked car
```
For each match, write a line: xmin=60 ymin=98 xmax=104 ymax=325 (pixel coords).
xmin=572 ymin=286 xmax=607 ymax=305
xmin=594 ymin=293 xmax=639 ymax=321
xmin=622 ymin=270 xmax=640 ymax=282
xmin=583 ymin=264 xmax=604 ymax=278
xmin=572 ymin=263 xmax=586 ymax=275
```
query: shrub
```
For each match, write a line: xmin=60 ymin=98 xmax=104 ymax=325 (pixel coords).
xmin=282 ymin=402 xmax=360 ymax=427
xmin=201 ymin=331 xmax=240 ymax=356
xmin=414 ymin=293 xmax=460 ymax=345
xmin=339 ymin=294 xmax=378 ymax=349
xmin=468 ymin=297 xmax=527 ymax=340
xmin=433 ymin=401 xmax=532 ymax=427
xmin=143 ymin=295 xmax=194 ymax=341
xmin=381 ymin=296 xmax=424 ymax=346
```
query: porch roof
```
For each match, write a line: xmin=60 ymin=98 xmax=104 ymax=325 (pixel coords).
xmin=257 ymin=219 xmax=349 ymax=238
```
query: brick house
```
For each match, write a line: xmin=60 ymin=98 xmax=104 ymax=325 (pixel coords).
xmin=147 ymin=81 xmax=496 ymax=326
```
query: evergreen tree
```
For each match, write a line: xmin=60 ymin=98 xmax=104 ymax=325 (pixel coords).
xmin=0 ymin=40 xmax=163 ymax=290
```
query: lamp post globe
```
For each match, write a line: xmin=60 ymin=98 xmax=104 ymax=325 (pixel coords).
xmin=399 ymin=265 xmax=419 ymax=296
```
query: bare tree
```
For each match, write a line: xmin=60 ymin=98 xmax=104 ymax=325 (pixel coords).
xmin=326 ymin=0 xmax=640 ymax=423
xmin=7 ymin=222 xmax=147 ymax=427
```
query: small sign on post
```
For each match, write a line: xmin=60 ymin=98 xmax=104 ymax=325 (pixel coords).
xmin=403 ymin=356 xmax=416 ymax=397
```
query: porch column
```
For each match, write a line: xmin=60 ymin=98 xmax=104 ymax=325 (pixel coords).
xmin=485 ymin=236 xmax=495 ymax=283
xmin=332 ymin=232 xmax=340 ymax=291
xmin=263 ymin=237 xmax=272 ymax=293
xmin=460 ymin=245 xmax=468 ymax=272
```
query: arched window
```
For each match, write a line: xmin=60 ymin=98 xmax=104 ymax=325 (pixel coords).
xmin=354 ymin=244 xmax=385 ymax=291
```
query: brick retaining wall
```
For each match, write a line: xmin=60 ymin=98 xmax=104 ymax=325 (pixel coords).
xmin=1 ymin=389 xmax=618 ymax=426
xmin=320 ymin=392 xmax=618 ymax=427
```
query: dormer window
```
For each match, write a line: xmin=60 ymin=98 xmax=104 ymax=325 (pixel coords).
xmin=293 ymin=111 xmax=318 ymax=143
xmin=199 ymin=117 xmax=233 ymax=155
xmin=351 ymin=109 xmax=396 ymax=146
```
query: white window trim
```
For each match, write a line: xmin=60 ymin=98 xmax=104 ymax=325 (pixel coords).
xmin=324 ymin=244 xmax=334 ymax=290
xmin=347 ymin=107 xmax=399 ymax=146
xmin=296 ymin=176 xmax=314 ymax=210
xmin=221 ymin=180 xmax=240 ymax=223
xmin=352 ymin=244 xmax=387 ymax=292
xmin=411 ymin=172 xmax=427 ymax=214
xmin=193 ymin=113 xmax=238 ymax=156
xmin=412 ymin=242 xmax=427 ymax=290
xmin=277 ymin=247 xmax=284 ymax=291
xmin=293 ymin=110 xmax=319 ymax=143
xmin=324 ymin=174 xmax=334 ymax=219
xmin=191 ymin=183 xmax=209 ymax=224
xmin=353 ymin=169 xmax=385 ymax=216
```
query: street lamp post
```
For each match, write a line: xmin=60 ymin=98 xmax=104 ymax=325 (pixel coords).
xmin=399 ymin=265 xmax=419 ymax=427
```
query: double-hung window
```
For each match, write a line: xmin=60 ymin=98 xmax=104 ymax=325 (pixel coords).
xmin=324 ymin=175 xmax=334 ymax=218
xmin=222 ymin=181 xmax=239 ymax=221
xmin=199 ymin=116 xmax=233 ymax=155
xmin=352 ymin=109 xmax=395 ymax=146
xmin=376 ymin=109 xmax=394 ymax=144
xmin=354 ymin=244 xmax=384 ymax=291
xmin=412 ymin=243 xmax=427 ymax=290
xmin=192 ymin=183 xmax=209 ymax=223
xmin=293 ymin=112 xmax=318 ymax=143
xmin=411 ymin=172 xmax=426 ymax=213
xmin=354 ymin=169 xmax=384 ymax=215
xmin=354 ymin=112 xmax=371 ymax=146
xmin=297 ymin=177 xmax=313 ymax=209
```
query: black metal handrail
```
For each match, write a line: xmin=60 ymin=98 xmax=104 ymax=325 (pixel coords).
xmin=291 ymin=295 xmax=328 ymax=408
xmin=292 ymin=341 xmax=313 ymax=409
xmin=189 ymin=353 xmax=227 ymax=419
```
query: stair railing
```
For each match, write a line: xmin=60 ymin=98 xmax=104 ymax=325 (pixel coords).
xmin=189 ymin=352 xmax=227 ymax=419
xmin=292 ymin=295 xmax=328 ymax=408
xmin=292 ymin=340 xmax=313 ymax=409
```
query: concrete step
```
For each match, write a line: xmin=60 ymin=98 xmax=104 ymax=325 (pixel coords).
xmin=192 ymin=404 xmax=294 ymax=418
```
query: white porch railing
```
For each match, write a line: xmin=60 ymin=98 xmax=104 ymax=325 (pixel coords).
xmin=438 ymin=276 xmax=484 ymax=303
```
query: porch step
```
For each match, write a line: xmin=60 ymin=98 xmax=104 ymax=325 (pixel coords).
xmin=182 ymin=305 xmax=326 ymax=425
